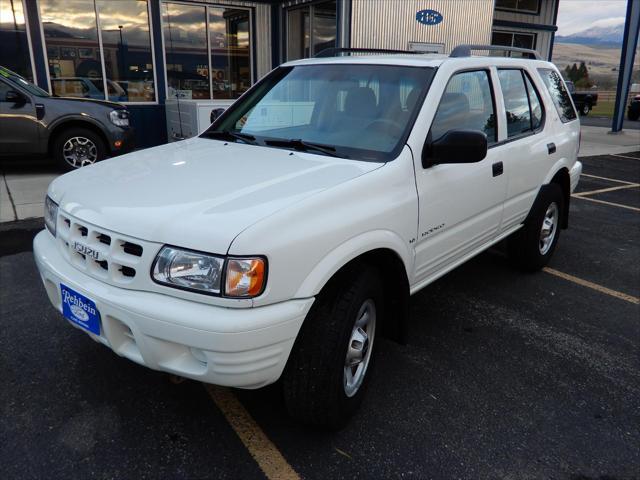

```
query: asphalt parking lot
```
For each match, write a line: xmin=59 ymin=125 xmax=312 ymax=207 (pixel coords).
xmin=1 ymin=152 xmax=639 ymax=479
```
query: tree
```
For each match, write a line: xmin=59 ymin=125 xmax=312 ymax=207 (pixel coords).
xmin=569 ymin=63 xmax=579 ymax=82
xmin=578 ymin=62 xmax=589 ymax=82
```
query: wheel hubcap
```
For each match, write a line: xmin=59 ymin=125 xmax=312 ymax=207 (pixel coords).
xmin=63 ymin=136 xmax=98 ymax=168
xmin=343 ymin=299 xmax=376 ymax=397
xmin=539 ymin=202 xmax=559 ymax=255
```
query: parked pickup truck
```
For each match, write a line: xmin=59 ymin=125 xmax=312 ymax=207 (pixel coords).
xmin=565 ymin=80 xmax=598 ymax=116
xmin=34 ymin=45 xmax=582 ymax=429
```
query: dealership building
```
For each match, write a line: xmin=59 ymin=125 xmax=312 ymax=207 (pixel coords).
xmin=1 ymin=0 xmax=561 ymax=148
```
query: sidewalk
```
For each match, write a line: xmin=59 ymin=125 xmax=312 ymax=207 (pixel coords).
xmin=0 ymin=125 xmax=638 ymax=224
xmin=1 ymin=163 xmax=58 ymax=223
xmin=578 ymin=126 xmax=640 ymax=157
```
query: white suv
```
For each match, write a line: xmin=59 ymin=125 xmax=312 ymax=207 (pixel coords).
xmin=34 ymin=45 xmax=582 ymax=429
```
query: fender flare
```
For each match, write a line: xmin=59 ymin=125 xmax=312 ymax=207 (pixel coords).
xmin=294 ymin=229 xmax=413 ymax=299
xmin=48 ymin=114 xmax=109 ymax=135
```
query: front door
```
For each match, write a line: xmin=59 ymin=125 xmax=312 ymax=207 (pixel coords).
xmin=413 ymin=69 xmax=507 ymax=285
xmin=0 ymin=79 xmax=38 ymax=153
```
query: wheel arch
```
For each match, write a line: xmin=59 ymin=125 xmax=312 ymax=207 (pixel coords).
xmin=48 ymin=118 xmax=110 ymax=157
xmin=295 ymin=233 xmax=412 ymax=344
xmin=548 ymin=167 xmax=571 ymax=229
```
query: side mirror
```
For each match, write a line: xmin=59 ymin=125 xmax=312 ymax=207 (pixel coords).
xmin=5 ymin=90 xmax=27 ymax=105
xmin=210 ymin=107 xmax=225 ymax=124
xmin=422 ymin=129 xmax=488 ymax=168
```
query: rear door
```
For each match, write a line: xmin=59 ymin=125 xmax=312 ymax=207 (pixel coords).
xmin=413 ymin=69 xmax=507 ymax=284
xmin=493 ymin=67 xmax=551 ymax=233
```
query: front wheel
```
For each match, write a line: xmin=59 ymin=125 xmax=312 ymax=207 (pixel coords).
xmin=282 ymin=265 xmax=383 ymax=430
xmin=508 ymin=184 xmax=564 ymax=271
xmin=580 ymin=103 xmax=590 ymax=116
xmin=53 ymin=127 xmax=107 ymax=171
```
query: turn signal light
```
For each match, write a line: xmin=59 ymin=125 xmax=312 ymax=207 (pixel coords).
xmin=225 ymin=258 xmax=266 ymax=297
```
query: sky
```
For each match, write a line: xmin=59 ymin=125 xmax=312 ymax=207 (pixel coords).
xmin=556 ymin=0 xmax=628 ymax=36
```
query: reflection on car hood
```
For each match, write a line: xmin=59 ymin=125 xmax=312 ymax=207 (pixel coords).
xmin=49 ymin=137 xmax=383 ymax=253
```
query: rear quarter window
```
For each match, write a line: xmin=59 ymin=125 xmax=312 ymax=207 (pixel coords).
xmin=537 ymin=68 xmax=577 ymax=123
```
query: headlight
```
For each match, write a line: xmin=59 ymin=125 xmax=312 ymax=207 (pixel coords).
xmin=225 ymin=257 xmax=266 ymax=297
xmin=44 ymin=196 xmax=58 ymax=237
xmin=152 ymin=246 xmax=224 ymax=294
xmin=109 ymin=109 xmax=129 ymax=127
xmin=151 ymin=247 xmax=267 ymax=297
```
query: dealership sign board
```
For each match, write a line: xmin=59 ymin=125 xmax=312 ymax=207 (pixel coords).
xmin=416 ymin=9 xmax=443 ymax=25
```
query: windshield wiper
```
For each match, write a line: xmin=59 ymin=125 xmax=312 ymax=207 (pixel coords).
xmin=201 ymin=130 xmax=257 ymax=145
xmin=264 ymin=138 xmax=345 ymax=158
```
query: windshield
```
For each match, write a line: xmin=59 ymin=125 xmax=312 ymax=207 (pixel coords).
xmin=203 ymin=64 xmax=435 ymax=161
xmin=0 ymin=66 xmax=50 ymax=97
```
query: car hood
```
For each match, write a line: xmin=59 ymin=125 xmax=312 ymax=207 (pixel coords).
xmin=49 ymin=138 xmax=383 ymax=253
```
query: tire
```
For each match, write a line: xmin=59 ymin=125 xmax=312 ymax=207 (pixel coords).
xmin=282 ymin=264 xmax=384 ymax=430
xmin=508 ymin=183 xmax=564 ymax=272
xmin=629 ymin=112 xmax=640 ymax=121
xmin=580 ymin=103 xmax=590 ymax=116
xmin=52 ymin=127 xmax=107 ymax=171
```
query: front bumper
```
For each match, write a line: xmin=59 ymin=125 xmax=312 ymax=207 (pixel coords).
xmin=33 ymin=230 xmax=313 ymax=388
xmin=109 ymin=127 xmax=136 ymax=155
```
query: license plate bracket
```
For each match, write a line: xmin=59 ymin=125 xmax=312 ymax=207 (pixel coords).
xmin=60 ymin=284 xmax=101 ymax=335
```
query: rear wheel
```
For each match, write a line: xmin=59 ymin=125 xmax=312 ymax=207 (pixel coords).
xmin=282 ymin=265 xmax=383 ymax=430
xmin=53 ymin=127 xmax=106 ymax=171
xmin=580 ymin=103 xmax=590 ymax=116
xmin=508 ymin=184 xmax=564 ymax=271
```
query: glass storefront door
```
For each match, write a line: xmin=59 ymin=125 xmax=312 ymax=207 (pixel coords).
xmin=286 ymin=1 xmax=336 ymax=61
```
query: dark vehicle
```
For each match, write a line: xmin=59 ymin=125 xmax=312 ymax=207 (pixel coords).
xmin=0 ymin=66 xmax=134 ymax=170
xmin=628 ymin=95 xmax=640 ymax=121
xmin=565 ymin=81 xmax=598 ymax=116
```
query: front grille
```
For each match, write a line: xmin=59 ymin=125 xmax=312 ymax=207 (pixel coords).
xmin=56 ymin=213 xmax=149 ymax=286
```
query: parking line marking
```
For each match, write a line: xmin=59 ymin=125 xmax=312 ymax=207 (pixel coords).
xmin=573 ymin=183 xmax=639 ymax=197
xmin=205 ymin=385 xmax=300 ymax=480
xmin=571 ymin=195 xmax=640 ymax=212
xmin=611 ymin=153 xmax=640 ymax=161
xmin=543 ymin=267 xmax=640 ymax=305
xmin=580 ymin=173 xmax=637 ymax=185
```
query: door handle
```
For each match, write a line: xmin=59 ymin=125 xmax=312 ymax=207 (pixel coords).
xmin=547 ymin=142 xmax=556 ymax=154
xmin=492 ymin=161 xmax=503 ymax=177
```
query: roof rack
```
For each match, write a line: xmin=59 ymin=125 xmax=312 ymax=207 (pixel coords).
xmin=314 ymin=47 xmax=421 ymax=58
xmin=450 ymin=44 xmax=542 ymax=60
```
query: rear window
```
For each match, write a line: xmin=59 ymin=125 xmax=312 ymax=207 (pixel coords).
xmin=537 ymin=68 xmax=577 ymax=123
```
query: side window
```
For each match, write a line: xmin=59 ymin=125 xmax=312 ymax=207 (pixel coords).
xmin=524 ymin=73 xmax=543 ymax=130
xmin=498 ymin=69 xmax=531 ymax=138
xmin=537 ymin=68 xmax=577 ymax=122
xmin=430 ymin=70 xmax=496 ymax=145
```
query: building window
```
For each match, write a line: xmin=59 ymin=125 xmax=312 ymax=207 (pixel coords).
xmin=162 ymin=3 xmax=209 ymax=99
xmin=495 ymin=0 xmax=540 ymax=14
xmin=39 ymin=0 xmax=155 ymax=103
xmin=162 ymin=2 xmax=252 ymax=100
xmin=209 ymin=8 xmax=251 ymax=99
xmin=96 ymin=1 xmax=156 ymax=102
xmin=0 ymin=0 xmax=34 ymax=81
xmin=492 ymin=30 xmax=537 ymax=51
xmin=286 ymin=1 xmax=336 ymax=61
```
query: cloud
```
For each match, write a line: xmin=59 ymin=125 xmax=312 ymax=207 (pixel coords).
xmin=556 ymin=0 xmax=627 ymax=36
xmin=590 ymin=17 xmax=626 ymax=29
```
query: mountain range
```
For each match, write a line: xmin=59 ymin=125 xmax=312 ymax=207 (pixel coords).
xmin=556 ymin=23 xmax=625 ymax=47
